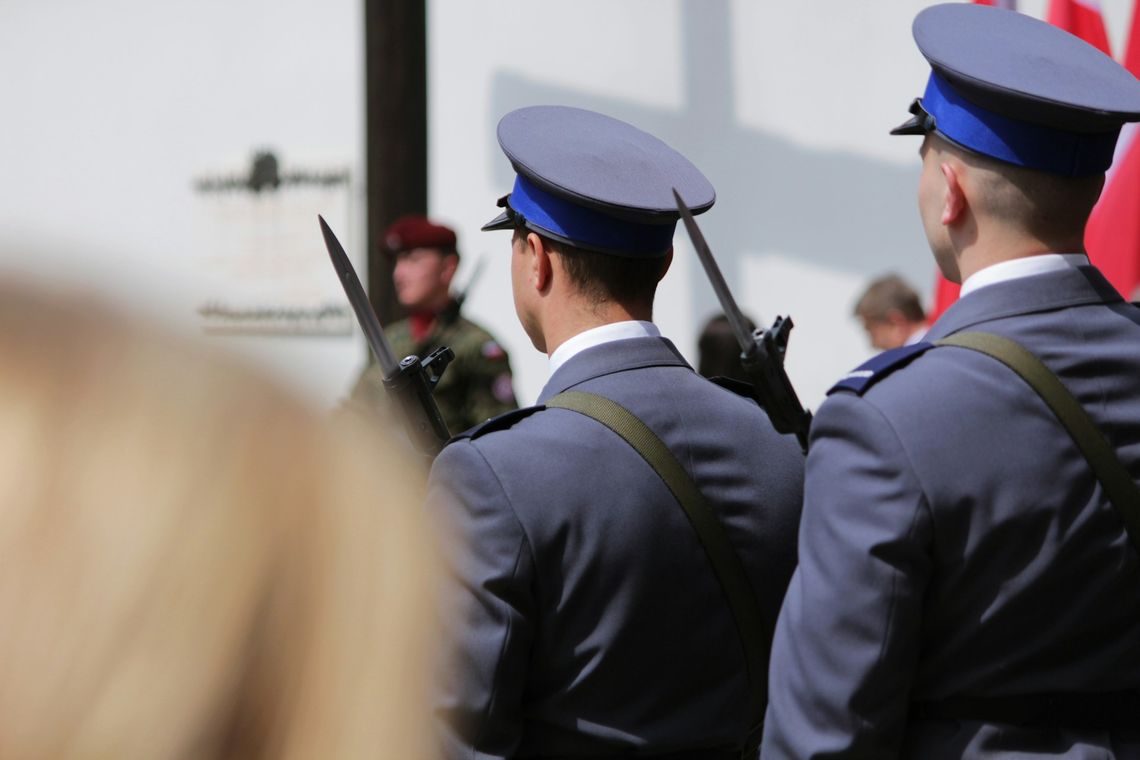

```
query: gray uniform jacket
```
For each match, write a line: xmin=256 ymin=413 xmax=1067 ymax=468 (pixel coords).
xmin=428 ymin=335 xmax=805 ymax=759
xmin=762 ymin=265 xmax=1140 ymax=759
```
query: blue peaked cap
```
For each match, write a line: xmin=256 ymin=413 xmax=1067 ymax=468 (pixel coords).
xmin=496 ymin=174 xmax=679 ymax=256
xmin=911 ymin=71 xmax=1120 ymax=176
xmin=482 ymin=106 xmax=715 ymax=258
xmin=891 ymin=3 xmax=1140 ymax=177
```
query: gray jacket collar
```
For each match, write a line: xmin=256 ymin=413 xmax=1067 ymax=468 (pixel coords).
xmin=538 ymin=336 xmax=691 ymax=404
xmin=925 ymin=265 xmax=1124 ymax=341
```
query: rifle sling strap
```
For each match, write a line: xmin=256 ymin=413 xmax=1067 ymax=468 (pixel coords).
xmin=936 ymin=331 xmax=1140 ymax=553
xmin=545 ymin=390 xmax=769 ymax=754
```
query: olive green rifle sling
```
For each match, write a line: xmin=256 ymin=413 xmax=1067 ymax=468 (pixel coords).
xmin=936 ymin=331 xmax=1140 ymax=553
xmin=546 ymin=390 xmax=770 ymax=757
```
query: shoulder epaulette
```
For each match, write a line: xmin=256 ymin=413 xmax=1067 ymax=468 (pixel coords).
xmin=828 ymin=342 xmax=935 ymax=396
xmin=448 ymin=404 xmax=545 ymax=443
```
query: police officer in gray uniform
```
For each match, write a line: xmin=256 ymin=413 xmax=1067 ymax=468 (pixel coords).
xmin=427 ymin=106 xmax=804 ymax=759
xmin=763 ymin=5 xmax=1140 ymax=758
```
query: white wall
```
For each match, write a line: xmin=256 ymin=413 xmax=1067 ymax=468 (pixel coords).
xmin=430 ymin=0 xmax=1136 ymax=408
xmin=0 ymin=0 xmax=367 ymax=405
xmin=2 ymin=0 xmax=1134 ymax=410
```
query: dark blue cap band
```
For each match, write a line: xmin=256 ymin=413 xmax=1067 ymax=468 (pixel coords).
xmin=923 ymin=71 xmax=1120 ymax=177
xmin=509 ymin=175 xmax=676 ymax=257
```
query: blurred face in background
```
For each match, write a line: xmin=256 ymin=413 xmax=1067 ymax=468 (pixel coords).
xmin=393 ymin=247 xmax=458 ymax=312
xmin=860 ymin=311 xmax=916 ymax=351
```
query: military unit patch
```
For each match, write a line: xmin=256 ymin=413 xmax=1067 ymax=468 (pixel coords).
xmin=482 ymin=340 xmax=506 ymax=360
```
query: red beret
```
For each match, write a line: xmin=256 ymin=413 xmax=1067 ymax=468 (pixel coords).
xmin=384 ymin=215 xmax=458 ymax=253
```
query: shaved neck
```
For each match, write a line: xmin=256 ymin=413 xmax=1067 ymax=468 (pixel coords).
xmin=921 ymin=135 xmax=1102 ymax=283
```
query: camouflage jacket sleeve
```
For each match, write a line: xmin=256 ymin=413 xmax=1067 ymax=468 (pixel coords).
xmin=434 ymin=318 xmax=517 ymax=433
xmin=343 ymin=313 xmax=516 ymax=436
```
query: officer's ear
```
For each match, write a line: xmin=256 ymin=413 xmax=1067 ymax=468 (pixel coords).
xmin=940 ymin=160 xmax=967 ymax=226
xmin=527 ymin=232 xmax=554 ymax=294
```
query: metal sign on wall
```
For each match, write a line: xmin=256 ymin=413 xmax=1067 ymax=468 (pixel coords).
xmin=192 ymin=150 xmax=357 ymax=336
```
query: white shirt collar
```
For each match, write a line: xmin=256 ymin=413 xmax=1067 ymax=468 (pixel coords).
xmin=548 ymin=320 xmax=660 ymax=376
xmin=959 ymin=253 xmax=1089 ymax=298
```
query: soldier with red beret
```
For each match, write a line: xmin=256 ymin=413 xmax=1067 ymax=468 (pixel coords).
xmin=348 ymin=215 xmax=517 ymax=433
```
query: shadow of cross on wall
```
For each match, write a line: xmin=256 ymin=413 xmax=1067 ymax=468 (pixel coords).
xmin=489 ymin=0 xmax=930 ymax=325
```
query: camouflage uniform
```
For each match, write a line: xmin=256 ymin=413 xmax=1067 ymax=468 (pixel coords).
xmin=349 ymin=301 xmax=517 ymax=435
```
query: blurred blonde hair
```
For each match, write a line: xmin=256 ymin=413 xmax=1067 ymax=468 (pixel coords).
xmin=0 ymin=283 xmax=437 ymax=759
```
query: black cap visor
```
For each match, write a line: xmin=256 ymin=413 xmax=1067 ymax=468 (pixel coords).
xmin=890 ymin=98 xmax=936 ymax=136
xmin=481 ymin=194 xmax=519 ymax=232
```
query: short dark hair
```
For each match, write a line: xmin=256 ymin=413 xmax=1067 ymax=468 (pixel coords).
xmin=854 ymin=274 xmax=925 ymax=323
xmin=982 ymin=161 xmax=1104 ymax=244
xmin=516 ymin=227 xmax=668 ymax=307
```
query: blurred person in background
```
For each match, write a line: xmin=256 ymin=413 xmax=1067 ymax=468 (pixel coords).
xmin=696 ymin=312 xmax=757 ymax=384
xmin=852 ymin=273 xmax=928 ymax=351
xmin=348 ymin=215 xmax=517 ymax=433
xmin=0 ymin=280 xmax=438 ymax=760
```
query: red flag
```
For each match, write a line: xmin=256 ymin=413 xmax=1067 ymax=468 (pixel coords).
xmin=929 ymin=0 xmax=1019 ymax=322
xmin=1085 ymin=2 xmax=1140 ymax=299
xmin=928 ymin=276 xmax=960 ymax=323
xmin=1046 ymin=0 xmax=1113 ymax=55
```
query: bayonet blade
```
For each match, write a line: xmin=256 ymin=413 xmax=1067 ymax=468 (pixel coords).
xmin=672 ymin=189 xmax=756 ymax=351
xmin=318 ymin=215 xmax=400 ymax=375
